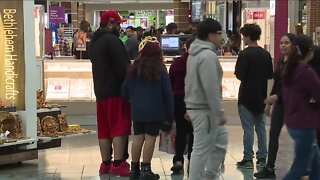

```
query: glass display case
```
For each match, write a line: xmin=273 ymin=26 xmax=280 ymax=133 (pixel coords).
xmin=219 ymin=56 xmax=240 ymax=100
xmin=43 ymin=57 xmax=240 ymax=102
xmin=43 ymin=60 xmax=95 ymax=102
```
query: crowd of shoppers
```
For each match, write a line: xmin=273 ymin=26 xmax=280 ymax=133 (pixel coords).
xmin=88 ymin=9 xmax=320 ymax=180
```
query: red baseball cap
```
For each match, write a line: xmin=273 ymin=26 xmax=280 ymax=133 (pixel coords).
xmin=100 ymin=10 xmax=127 ymax=24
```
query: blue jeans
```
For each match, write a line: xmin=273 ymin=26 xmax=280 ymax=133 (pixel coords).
xmin=238 ymin=104 xmax=267 ymax=160
xmin=284 ymin=128 xmax=320 ymax=180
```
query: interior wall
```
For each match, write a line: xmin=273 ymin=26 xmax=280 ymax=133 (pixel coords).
xmin=85 ymin=3 xmax=175 ymax=26
xmin=85 ymin=3 xmax=175 ymax=12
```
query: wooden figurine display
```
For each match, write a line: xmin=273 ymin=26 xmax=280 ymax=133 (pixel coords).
xmin=0 ymin=111 xmax=23 ymax=140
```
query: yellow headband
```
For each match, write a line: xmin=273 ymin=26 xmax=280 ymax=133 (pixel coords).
xmin=138 ymin=36 xmax=159 ymax=52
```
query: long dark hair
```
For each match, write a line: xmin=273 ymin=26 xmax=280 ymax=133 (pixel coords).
xmin=282 ymin=35 xmax=314 ymax=85
xmin=127 ymin=41 xmax=165 ymax=81
xmin=282 ymin=33 xmax=296 ymax=48
xmin=277 ymin=33 xmax=296 ymax=65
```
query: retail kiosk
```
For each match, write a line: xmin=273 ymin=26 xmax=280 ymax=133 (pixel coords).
xmin=0 ymin=1 xmax=95 ymax=165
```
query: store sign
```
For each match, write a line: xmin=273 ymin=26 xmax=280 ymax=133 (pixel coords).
xmin=0 ymin=1 xmax=25 ymax=109
xmin=247 ymin=11 xmax=265 ymax=20
xmin=49 ymin=7 xmax=65 ymax=25
xmin=253 ymin=11 xmax=265 ymax=19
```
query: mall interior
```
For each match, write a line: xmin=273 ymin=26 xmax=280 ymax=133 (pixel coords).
xmin=0 ymin=0 xmax=320 ymax=179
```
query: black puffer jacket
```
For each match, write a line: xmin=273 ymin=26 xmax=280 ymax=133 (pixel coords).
xmin=89 ymin=29 xmax=130 ymax=102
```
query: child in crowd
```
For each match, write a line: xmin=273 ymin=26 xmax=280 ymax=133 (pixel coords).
xmin=121 ymin=36 xmax=174 ymax=180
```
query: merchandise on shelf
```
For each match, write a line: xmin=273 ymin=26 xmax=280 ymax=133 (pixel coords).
xmin=37 ymin=113 xmax=91 ymax=137
xmin=0 ymin=111 xmax=23 ymax=140
xmin=41 ymin=116 xmax=60 ymax=135
xmin=37 ymin=117 xmax=42 ymax=136
xmin=0 ymin=101 xmax=16 ymax=112
xmin=37 ymin=90 xmax=46 ymax=109
xmin=37 ymin=90 xmax=64 ymax=109
xmin=58 ymin=114 xmax=68 ymax=131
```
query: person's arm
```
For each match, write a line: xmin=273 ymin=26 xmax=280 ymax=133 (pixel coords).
xmin=168 ymin=60 xmax=176 ymax=90
xmin=125 ymin=38 xmax=134 ymax=58
xmin=303 ymin=67 xmax=320 ymax=100
xmin=110 ymin=37 xmax=131 ymax=82
xmin=234 ymin=51 xmax=248 ymax=81
xmin=198 ymin=52 xmax=225 ymax=124
xmin=267 ymin=53 xmax=274 ymax=79
xmin=161 ymin=71 xmax=174 ymax=123
xmin=121 ymin=79 xmax=130 ymax=101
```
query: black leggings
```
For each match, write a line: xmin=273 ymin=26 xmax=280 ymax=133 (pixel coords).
xmin=266 ymin=103 xmax=284 ymax=168
xmin=173 ymin=95 xmax=194 ymax=163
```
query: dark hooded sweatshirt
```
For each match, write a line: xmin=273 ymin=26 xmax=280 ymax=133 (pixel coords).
xmin=88 ymin=29 xmax=130 ymax=102
xmin=282 ymin=63 xmax=320 ymax=129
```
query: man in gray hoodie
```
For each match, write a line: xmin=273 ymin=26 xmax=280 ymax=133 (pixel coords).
xmin=185 ymin=18 xmax=228 ymax=180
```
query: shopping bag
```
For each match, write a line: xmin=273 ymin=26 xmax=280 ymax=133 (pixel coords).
xmin=159 ymin=122 xmax=176 ymax=154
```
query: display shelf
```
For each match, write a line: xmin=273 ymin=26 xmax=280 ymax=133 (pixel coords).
xmin=0 ymin=138 xmax=37 ymax=148
xmin=38 ymin=130 xmax=96 ymax=143
xmin=37 ymin=108 xmax=61 ymax=113
xmin=45 ymin=70 xmax=92 ymax=73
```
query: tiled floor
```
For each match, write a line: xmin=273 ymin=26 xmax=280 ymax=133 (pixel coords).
xmin=0 ymin=125 xmax=293 ymax=180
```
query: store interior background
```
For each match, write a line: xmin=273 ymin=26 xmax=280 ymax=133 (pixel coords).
xmin=1 ymin=0 xmax=320 ymax=178
xmin=32 ymin=0 xmax=311 ymax=126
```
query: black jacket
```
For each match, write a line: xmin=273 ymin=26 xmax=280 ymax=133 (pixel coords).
xmin=309 ymin=46 xmax=320 ymax=77
xmin=89 ymin=29 xmax=130 ymax=102
xmin=270 ymin=57 xmax=286 ymax=104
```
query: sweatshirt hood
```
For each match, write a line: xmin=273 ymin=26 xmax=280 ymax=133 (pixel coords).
xmin=292 ymin=63 xmax=310 ymax=81
xmin=92 ymin=29 xmax=108 ymax=43
xmin=92 ymin=28 xmax=119 ymax=43
xmin=188 ymin=39 xmax=216 ymax=56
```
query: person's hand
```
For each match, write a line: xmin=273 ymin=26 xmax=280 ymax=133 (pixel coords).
xmin=218 ymin=117 xmax=227 ymax=126
xmin=264 ymin=104 xmax=272 ymax=117
xmin=160 ymin=121 xmax=172 ymax=132
xmin=264 ymin=95 xmax=278 ymax=105
xmin=184 ymin=113 xmax=191 ymax=122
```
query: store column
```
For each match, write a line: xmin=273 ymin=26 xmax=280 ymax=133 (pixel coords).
xmin=274 ymin=0 xmax=288 ymax=63
xmin=306 ymin=0 xmax=320 ymax=36
xmin=71 ymin=2 xmax=78 ymax=28
xmin=78 ymin=3 xmax=86 ymax=22
xmin=173 ymin=0 xmax=190 ymax=30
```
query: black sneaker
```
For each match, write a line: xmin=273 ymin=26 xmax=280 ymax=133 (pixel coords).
xmin=140 ymin=162 xmax=160 ymax=180
xmin=171 ymin=161 xmax=184 ymax=173
xmin=236 ymin=159 xmax=254 ymax=169
xmin=140 ymin=171 xmax=160 ymax=180
xmin=130 ymin=161 xmax=140 ymax=180
xmin=254 ymin=167 xmax=276 ymax=179
xmin=256 ymin=158 xmax=267 ymax=168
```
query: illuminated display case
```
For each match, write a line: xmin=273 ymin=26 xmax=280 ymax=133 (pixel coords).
xmin=219 ymin=56 xmax=240 ymax=100
xmin=43 ymin=58 xmax=240 ymax=102
xmin=43 ymin=60 xmax=95 ymax=102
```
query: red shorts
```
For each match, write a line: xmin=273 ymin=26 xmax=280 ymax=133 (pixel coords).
xmin=96 ymin=97 xmax=131 ymax=139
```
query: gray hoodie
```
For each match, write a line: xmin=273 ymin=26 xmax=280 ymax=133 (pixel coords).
xmin=185 ymin=39 xmax=224 ymax=124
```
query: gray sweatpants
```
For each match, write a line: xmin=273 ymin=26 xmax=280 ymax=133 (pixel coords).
xmin=187 ymin=109 xmax=228 ymax=180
